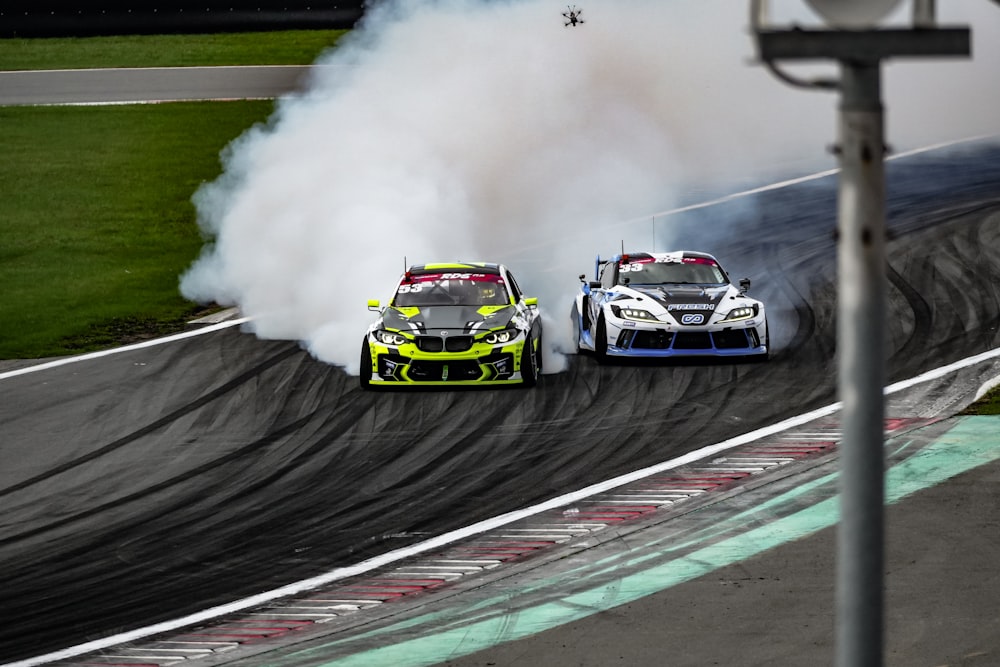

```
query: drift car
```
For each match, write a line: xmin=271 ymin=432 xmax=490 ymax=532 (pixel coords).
xmin=360 ymin=262 xmax=543 ymax=388
xmin=573 ymin=251 xmax=769 ymax=361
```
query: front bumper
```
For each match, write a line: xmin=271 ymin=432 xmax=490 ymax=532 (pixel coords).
xmin=598 ymin=316 xmax=768 ymax=358
xmin=365 ymin=338 xmax=529 ymax=385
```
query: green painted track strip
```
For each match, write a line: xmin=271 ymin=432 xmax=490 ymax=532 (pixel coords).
xmin=274 ymin=416 xmax=1000 ymax=667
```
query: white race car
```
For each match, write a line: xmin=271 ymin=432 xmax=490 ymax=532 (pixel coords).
xmin=573 ymin=251 xmax=769 ymax=361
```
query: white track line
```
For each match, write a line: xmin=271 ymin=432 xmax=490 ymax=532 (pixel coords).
xmin=0 ymin=317 xmax=251 ymax=381
xmin=611 ymin=133 xmax=999 ymax=229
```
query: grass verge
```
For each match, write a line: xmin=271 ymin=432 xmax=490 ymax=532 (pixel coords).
xmin=0 ymin=30 xmax=347 ymax=70
xmin=0 ymin=101 xmax=274 ymax=359
xmin=960 ymin=383 xmax=1000 ymax=416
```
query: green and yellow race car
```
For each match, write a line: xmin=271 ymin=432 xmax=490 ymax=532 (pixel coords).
xmin=360 ymin=262 xmax=542 ymax=388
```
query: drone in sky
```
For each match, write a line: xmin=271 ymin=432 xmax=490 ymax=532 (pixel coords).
xmin=563 ymin=5 xmax=584 ymax=27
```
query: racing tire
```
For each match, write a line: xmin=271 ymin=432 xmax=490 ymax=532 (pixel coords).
xmin=359 ymin=339 xmax=373 ymax=390
xmin=750 ymin=319 xmax=770 ymax=363
xmin=520 ymin=334 xmax=539 ymax=388
xmin=536 ymin=330 xmax=544 ymax=375
xmin=594 ymin=315 xmax=609 ymax=363
xmin=760 ymin=319 xmax=771 ymax=361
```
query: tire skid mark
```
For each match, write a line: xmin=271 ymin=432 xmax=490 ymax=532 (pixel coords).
xmin=0 ymin=346 xmax=302 ymax=500
xmin=0 ymin=409 xmax=316 ymax=548
xmin=887 ymin=204 xmax=1000 ymax=377
xmin=8 ymin=146 xmax=1000 ymax=666
xmin=43 ymin=417 xmax=934 ymax=667
xmin=886 ymin=260 xmax=935 ymax=368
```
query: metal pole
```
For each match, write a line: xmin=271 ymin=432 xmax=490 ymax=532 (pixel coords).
xmin=835 ymin=59 xmax=888 ymax=667
xmin=752 ymin=15 xmax=968 ymax=667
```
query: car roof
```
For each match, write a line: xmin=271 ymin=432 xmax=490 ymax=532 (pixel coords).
xmin=406 ymin=262 xmax=503 ymax=276
xmin=611 ymin=251 xmax=719 ymax=263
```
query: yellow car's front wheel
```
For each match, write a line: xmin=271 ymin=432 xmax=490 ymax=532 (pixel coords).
xmin=521 ymin=333 xmax=540 ymax=387
xmin=359 ymin=338 xmax=372 ymax=391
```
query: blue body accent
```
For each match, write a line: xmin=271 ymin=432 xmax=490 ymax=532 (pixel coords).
xmin=604 ymin=344 xmax=768 ymax=358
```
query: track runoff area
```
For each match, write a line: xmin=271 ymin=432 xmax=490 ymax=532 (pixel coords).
xmin=5 ymin=136 xmax=1000 ymax=667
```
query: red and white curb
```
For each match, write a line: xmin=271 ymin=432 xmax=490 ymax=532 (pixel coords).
xmin=42 ymin=417 xmax=932 ymax=667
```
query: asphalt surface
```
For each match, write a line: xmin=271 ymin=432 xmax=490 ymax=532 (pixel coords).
xmin=435 ymin=417 xmax=1000 ymax=667
xmin=1 ymin=68 xmax=999 ymax=667
xmin=0 ymin=66 xmax=312 ymax=105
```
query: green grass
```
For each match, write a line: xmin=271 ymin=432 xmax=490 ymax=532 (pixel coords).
xmin=961 ymin=384 xmax=1000 ymax=416
xmin=0 ymin=101 xmax=275 ymax=358
xmin=0 ymin=30 xmax=348 ymax=70
xmin=0 ymin=31 xmax=347 ymax=360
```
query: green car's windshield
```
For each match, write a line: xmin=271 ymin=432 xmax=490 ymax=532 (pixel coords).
xmin=393 ymin=274 xmax=510 ymax=307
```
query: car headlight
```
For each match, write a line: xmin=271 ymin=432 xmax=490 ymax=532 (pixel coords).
xmin=481 ymin=328 xmax=520 ymax=344
xmin=611 ymin=305 xmax=659 ymax=322
xmin=722 ymin=305 xmax=757 ymax=322
xmin=375 ymin=329 xmax=408 ymax=346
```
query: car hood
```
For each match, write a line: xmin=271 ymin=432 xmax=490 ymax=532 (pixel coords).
xmin=626 ymin=284 xmax=734 ymax=312
xmin=382 ymin=304 xmax=515 ymax=335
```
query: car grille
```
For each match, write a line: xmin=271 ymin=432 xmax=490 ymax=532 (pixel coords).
xmin=712 ymin=329 xmax=752 ymax=349
xmin=629 ymin=330 xmax=674 ymax=349
xmin=620 ymin=328 xmax=755 ymax=352
xmin=408 ymin=360 xmax=483 ymax=381
xmin=415 ymin=335 xmax=474 ymax=352
xmin=672 ymin=332 xmax=713 ymax=349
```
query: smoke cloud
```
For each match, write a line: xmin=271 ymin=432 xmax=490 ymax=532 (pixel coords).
xmin=180 ymin=0 xmax=1000 ymax=374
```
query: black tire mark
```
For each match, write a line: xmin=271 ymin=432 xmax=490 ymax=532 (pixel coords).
xmin=0 ymin=345 xmax=301 ymax=499
xmin=886 ymin=260 xmax=935 ymax=369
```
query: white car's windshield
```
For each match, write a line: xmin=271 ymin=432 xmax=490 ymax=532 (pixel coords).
xmin=618 ymin=260 xmax=726 ymax=285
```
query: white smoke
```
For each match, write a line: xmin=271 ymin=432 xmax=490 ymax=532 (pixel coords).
xmin=180 ymin=0 xmax=1000 ymax=375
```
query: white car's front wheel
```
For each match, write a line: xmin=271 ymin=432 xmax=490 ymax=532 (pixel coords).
xmin=595 ymin=315 xmax=609 ymax=363
xmin=570 ymin=304 xmax=582 ymax=351
xmin=759 ymin=318 xmax=772 ymax=361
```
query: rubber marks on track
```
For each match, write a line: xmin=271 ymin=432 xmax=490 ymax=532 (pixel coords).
xmin=49 ymin=417 xmax=932 ymax=667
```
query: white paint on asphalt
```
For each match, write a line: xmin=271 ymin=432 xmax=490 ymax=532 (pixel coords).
xmin=0 ymin=317 xmax=251 ymax=381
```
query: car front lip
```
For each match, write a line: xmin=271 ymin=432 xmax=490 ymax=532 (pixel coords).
xmin=366 ymin=337 xmax=527 ymax=383
xmin=604 ymin=313 xmax=766 ymax=357
xmin=610 ymin=313 xmax=764 ymax=331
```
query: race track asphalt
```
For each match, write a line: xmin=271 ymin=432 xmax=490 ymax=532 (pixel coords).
xmin=433 ymin=416 xmax=1000 ymax=667
xmin=0 ymin=66 xmax=311 ymax=105
xmin=1 ymin=68 xmax=999 ymax=667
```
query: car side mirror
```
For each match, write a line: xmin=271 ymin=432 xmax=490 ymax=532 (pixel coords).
xmin=525 ymin=297 xmax=538 ymax=309
xmin=367 ymin=299 xmax=381 ymax=311
xmin=578 ymin=274 xmax=587 ymax=284
xmin=739 ymin=278 xmax=751 ymax=294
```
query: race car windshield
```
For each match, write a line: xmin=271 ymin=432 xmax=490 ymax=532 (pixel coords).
xmin=394 ymin=275 xmax=511 ymax=307
xmin=618 ymin=260 xmax=726 ymax=285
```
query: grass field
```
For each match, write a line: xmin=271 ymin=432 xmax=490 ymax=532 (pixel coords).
xmin=0 ymin=30 xmax=347 ymax=359
xmin=961 ymin=385 xmax=1000 ymax=415
xmin=0 ymin=30 xmax=348 ymax=70
xmin=0 ymin=31 xmax=346 ymax=360
xmin=0 ymin=101 xmax=275 ymax=359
